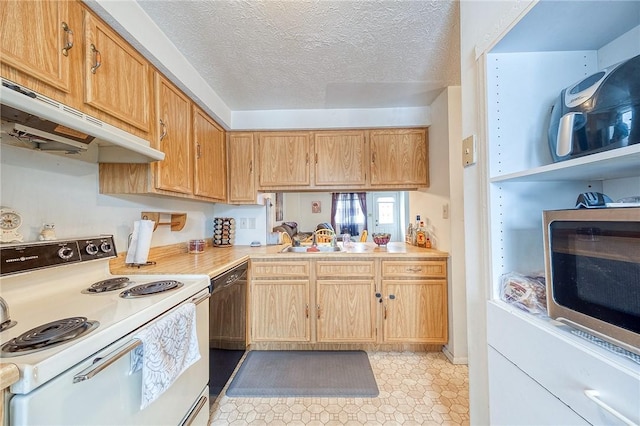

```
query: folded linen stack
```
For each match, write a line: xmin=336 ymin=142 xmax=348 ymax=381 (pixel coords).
xmin=131 ymin=303 xmax=200 ymax=409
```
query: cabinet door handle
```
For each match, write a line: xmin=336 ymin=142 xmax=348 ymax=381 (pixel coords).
xmin=317 ymin=304 xmax=321 ymax=319
xmin=406 ymin=267 xmax=422 ymax=273
xmin=61 ymin=22 xmax=74 ymax=56
xmin=90 ymin=44 xmax=101 ymax=74
xmin=159 ymin=119 xmax=167 ymax=141
xmin=305 ymin=304 xmax=309 ymax=318
xmin=306 ymin=153 xmax=309 ymax=165
xmin=315 ymin=153 xmax=318 ymax=164
xmin=384 ymin=304 xmax=387 ymax=320
xmin=196 ymin=143 xmax=201 ymax=159
xmin=249 ymin=160 xmax=253 ymax=173
xmin=584 ymin=390 xmax=638 ymax=426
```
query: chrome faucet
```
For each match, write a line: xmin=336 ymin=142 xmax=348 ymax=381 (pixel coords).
xmin=311 ymin=232 xmax=317 ymax=247
xmin=0 ymin=296 xmax=16 ymax=331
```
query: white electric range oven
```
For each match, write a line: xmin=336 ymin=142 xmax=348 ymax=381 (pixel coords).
xmin=0 ymin=236 xmax=210 ymax=426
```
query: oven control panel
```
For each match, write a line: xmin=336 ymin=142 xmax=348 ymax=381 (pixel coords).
xmin=0 ymin=236 xmax=116 ymax=276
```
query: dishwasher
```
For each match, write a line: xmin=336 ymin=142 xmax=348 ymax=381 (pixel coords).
xmin=209 ymin=261 xmax=248 ymax=399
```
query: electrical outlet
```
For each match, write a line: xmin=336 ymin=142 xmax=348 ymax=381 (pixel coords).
xmin=442 ymin=203 xmax=449 ymax=219
xmin=248 ymin=218 xmax=256 ymax=229
xmin=239 ymin=218 xmax=248 ymax=229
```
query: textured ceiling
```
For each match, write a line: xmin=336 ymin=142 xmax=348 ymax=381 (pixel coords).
xmin=136 ymin=0 xmax=460 ymax=111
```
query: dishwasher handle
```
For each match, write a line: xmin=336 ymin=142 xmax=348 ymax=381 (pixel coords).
xmin=210 ymin=262 xmax=248 ymax=294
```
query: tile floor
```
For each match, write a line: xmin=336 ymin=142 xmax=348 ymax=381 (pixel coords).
xmin=209 ymin=351 xmax=469 ymax=425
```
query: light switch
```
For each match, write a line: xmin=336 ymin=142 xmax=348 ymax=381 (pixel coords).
xmin=462 ymin=135 xmax=476 ymax=167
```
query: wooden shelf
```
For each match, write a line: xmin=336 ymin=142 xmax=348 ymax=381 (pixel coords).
xmin=141 ymin=212 xmax=186 ymax=231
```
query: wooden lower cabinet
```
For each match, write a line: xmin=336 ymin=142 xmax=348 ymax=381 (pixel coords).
xmin=250 ymin=257 xmax=448 ymax=347
xmin=315 ymin=260 xmax=376 ymax=343
xmin=381 ymin=260 xmax=448 ymax=344
xmin=316 ymin=279 xmax=376 ymax=343
xmin=251 ymin=279 xmax=310 ymax=342
xmin=250 ymin=261 xmax=311 ymax=342
xmin=382 ymin=279 xmax=447 ymax=343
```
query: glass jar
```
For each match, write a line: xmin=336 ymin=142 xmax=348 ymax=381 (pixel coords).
xmin=188 ymin=239 xmax=205 ymax=254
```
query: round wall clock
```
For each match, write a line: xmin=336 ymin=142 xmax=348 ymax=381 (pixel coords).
xmin=1 ymin=207 xmax=24 ymax=243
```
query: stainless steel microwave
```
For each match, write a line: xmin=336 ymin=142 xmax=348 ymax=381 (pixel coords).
xmin=543 ymin=207 xmax=640 ymax=355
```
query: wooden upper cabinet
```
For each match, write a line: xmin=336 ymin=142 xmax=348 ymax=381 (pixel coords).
xmin=369 ymin=129 xmax=429 ymax=187
xmin=314 ymin=131 xmax=367 ymax=187
xmin=227 ymin=133 xmax=257 ymax=204
xmin=84 ymin=11 xmax=150 ymax=132
xmin=154 ymin=74 xmax=192 ymax=194
xmin=257 ymin=132 xmax=311 ymax=188
xmin=193 ymin=106 xmax=226 ymax=201
xmin=0 ymin=0 xmax=78 ymax=94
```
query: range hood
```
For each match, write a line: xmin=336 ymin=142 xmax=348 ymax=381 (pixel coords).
xmin=0 ymin=79 xmax=165 ymax=163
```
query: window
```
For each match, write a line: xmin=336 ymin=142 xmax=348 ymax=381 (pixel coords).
xmin=331 ymin=193 xmax=367 ymax=236
xmin=376 ymin=196 xmax=395 ymax=225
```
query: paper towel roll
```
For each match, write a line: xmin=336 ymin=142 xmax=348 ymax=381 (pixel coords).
xmin=134 ymin=220 xmax=155 ymax=264
xmin=126 ymin=220 xmax=155 ymax=265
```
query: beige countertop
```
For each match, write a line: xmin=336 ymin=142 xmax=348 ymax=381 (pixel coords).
xmin=0 ymin=363 xmax=19 ymax=391
xmin=110 ymin=242 xmax=448 ymax=278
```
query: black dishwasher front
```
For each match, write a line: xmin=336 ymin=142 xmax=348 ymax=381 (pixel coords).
xmin=209 ymin=261 xmax=247 ymax=399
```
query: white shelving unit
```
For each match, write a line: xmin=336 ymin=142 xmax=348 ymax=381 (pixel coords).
xmin=481 ymin=1 xmax=640 ymax=424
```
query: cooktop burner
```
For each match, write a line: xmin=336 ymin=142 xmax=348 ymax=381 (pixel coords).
xmin=119 ymin=280 xmax=184 ymax=298
xmin=82 ymin=277 xmax=131 ymax=294
xmin=1 ymin=317 xmax=99 ymax=356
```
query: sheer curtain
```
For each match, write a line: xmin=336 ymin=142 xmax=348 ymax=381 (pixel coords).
xmin=331 ymin=193 xmax=367 ymax=236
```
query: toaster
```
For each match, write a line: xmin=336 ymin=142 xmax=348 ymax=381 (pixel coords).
xmin=548 ymin=54 xmax=640 ymax=162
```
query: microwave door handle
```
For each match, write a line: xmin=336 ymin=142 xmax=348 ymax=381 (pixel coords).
xmin=556 ymin=112 xmax=582 ymax=157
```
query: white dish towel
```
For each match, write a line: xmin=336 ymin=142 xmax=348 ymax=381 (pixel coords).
xmin=131 ymin=303 xmax=201 ymax=409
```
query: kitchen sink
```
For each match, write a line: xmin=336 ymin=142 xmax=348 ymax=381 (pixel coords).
xmin=280 ymin=245 xmax=343 ymax=253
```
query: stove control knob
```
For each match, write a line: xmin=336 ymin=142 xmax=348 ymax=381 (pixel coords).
xmin=58 ymin=246 xmax=74 ymax=260
xmin=85 ymin=243 xmax=99 ymax=255
xmin=100 ymin=241 xmax=113 ymax=253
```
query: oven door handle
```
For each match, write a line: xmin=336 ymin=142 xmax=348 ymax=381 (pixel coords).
xmin=73 ymin=339 xmax=142 ymax=383
xmin=73 ymin=291 xmax=207 ymax=384
xmin=180 ymin=394 xmax=208 ymax=426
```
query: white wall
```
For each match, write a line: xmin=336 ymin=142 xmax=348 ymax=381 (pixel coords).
xmin=409 ymin=87 xmax=467 ymax=364
xmin=281 ymin=193 xmax=333 ymax=233
xmin=460 ymin=1 xmax=534 ymax=424
xmin=212 ymin=200 xmax=270 ymax=246
xmin=0 ymin=145 xmax=216 ymax=252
